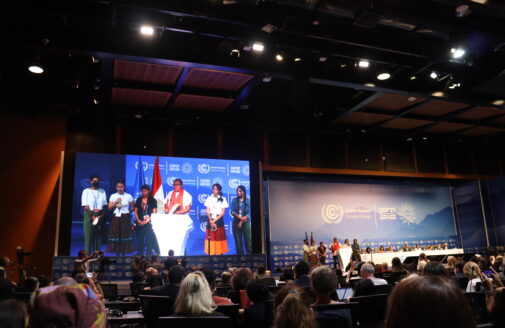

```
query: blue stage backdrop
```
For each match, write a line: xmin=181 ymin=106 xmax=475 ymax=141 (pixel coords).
xmin=268 ymin=179 xmax=459 ymax=269
xmin=70 ymin=152 xmax=251 ymax=256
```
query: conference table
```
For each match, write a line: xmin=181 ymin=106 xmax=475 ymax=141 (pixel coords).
xmin=337 ymin=247 xmax=464 ymax=266
xmin=150 ymin=213 xmax=194 ymax=256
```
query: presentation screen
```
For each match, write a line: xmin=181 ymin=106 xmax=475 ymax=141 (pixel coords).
xmin=268 ymin=179 xmax=459 ymax=266
xmin=69 ymin=152 xmax=252 ymax=257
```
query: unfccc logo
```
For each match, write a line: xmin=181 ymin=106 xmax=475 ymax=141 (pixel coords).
xmin=200 ymin=222 xmax=209 ymax=232
xmin=198 ymin=194 xmax=209 ymax=204
xmin=135 ymin=161 xmax=149 ymax=171
xmin=321 ymin=204 xmax=344 ymax=224
xmin=198 ymin=163 xmax=211 ymax=174
xmin=229 ymin=178 xmax=240 ymax=188
xmin=182 ymin=162 xmax=193 ymax=174
xmin=167 ymin=177 xmax=176 ymax=186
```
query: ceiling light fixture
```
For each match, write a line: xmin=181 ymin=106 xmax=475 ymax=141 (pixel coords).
xmin=451 ymin=47 xmax=466 ymax=59
xmin=319 ymin=56 xmax=327 ymax=62
xmin=377 ymin=72 xmax=391 ymax=80
xmin=28 ymin=65 xmax=44 ymax=74
xmin=358 ymin=60 xmax=370 ymax=68
xmin=492 ymin=99 xmax=505 ymax=106
xmin=294 ymin=57 xmax=302 ymax=62
xmin=431 ymin=91 xmax=445 ymax=97
xmin=410 ymin=76 xmax=417 ymax=80
xmin=430 ymin=72 xmax=438 ymax=79
xmin=275 ymin=54 xmax=283 ymax=62
xmin=252 ymin=43 xmax=264 ymax=52
xmin=140 ymin=25 xmax=154 ymax=36
xmin=408 ymin=97 xmax=417 ymax=102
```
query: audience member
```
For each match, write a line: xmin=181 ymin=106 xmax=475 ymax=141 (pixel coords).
xmin=146 ymin=265 xmax=186 ymax=298
xmin=352 ymin=277 xmax=376 ymax=297
xmin=273 ymin=285 xmax=316 ymax=328
xmin=201 ymin=267 xmax=233 ymax=305
xmin=131 ymin=256 xmax=143 ymax=276
xmin=390 ymin=257 xmax=404 ymax=273
xmin=417 ymin=253 xmax=428 ymax=272
xmin=174 ymin=271 xmax=222 ymax=317
xmin=359 ymin=263 xmax=387 ymax=285
xmin=230 ymin=267 xmax=254 ymax=307
xmin=279 ymin=268 xmax=294 ymax=282
xmin=164 ymin=250 xmax=178 ymax=270
xmin=454 ymin=261 xmax=466 ymax=278
xmin=311 ymin=266 xmax=338 ymax=304
xmin=463 ymin=261 xmax=484 ymax=292
xmin=0 ymin=299 xmax=27 ymax=328
xmin=54 ymin=276 xmax=77 ymax=286
xmin=150 ymin=255 xmax=164 ymax=272
xmin=242 ymin=279 xmax=274 ymax=328
xmin=145 ymin=267 xmax=163 ymax=288
xmin=385 ymin=275 xmax=475 ymax=328
xmin=294 ymin=261 xmax=311 ymax=287
xmin=422 ymin=261 xmax=449 ymax=278
xmin=217 ymin=271 xmax=232 ymax=287
xmin=74 ymin=272 xmax=104 ymax=299
xmin=446 ymin=256 xmax=456 ymax=272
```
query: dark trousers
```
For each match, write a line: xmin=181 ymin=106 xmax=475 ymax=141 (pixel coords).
xmin=136 ymin=223 xmax=160 ymax=256
xmin=319 ymin=256 xmax=326 ymax=265
xmin=332 ymin=252 xmax=344 ymax=269
xmin=84 ymin=212 xmax=102 ymax=254
xmin=232 ymin=219 xmax=252 ymax=255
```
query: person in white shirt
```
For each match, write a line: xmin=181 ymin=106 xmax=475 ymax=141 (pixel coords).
xmin=73 ymin=249 xmax=98 ymax=275
xmin=360 ymin=262 xmax=388 ymax=285
xmin=164 ymin=179 xmax=192 ymax=215
xmin=204 ymin=183 xmax=229 ymax=255
xmin=106 ymin=181 xmax=135 ymax=256
xmin=81 ymin=175 xmax=107 ymax=254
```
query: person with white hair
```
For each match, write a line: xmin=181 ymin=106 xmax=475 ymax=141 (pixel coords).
xmin=360 ymin=263 xmax=388 ymax=285
xmin=174 ymin=271 xmax=222 ymax=317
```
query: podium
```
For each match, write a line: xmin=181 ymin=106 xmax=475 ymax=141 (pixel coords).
xmin=150 ymin=213 xmax=194 ymax=256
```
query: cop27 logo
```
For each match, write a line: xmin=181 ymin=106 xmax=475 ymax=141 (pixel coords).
xmin=398 ymin=202 xmax=417 ymax=225
xmin=198 ymin=163 xmax=211 ymax=174
xmin=135 ymin=161 xmax=149 ymax=171
xmin=182 ymin=162 xmax=193 ymax=174
xmin=198 ymin=194 xmax=209 ymax=204
xmin=229 ymin=178 xmax=241 ymax=188
xmin=167 ymin=177 xmax=176 ymax=186
xmin=321 ymin=204 xmax=344 ymax=224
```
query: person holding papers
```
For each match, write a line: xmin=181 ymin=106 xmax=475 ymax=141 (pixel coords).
xmin=164 ymin=179 xmax=192 ymax=215
xmin=107 ymin=181 xmax=134 ymax=256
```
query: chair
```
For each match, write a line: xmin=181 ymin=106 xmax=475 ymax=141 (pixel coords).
xmin=268 ymin=285 xmax=281 ymax=295
xmin=215 ymin=286 xmax=232 ymax=297
xmin=350 ymin=294 xmax=388 ymax=327
xmin=453 ymin=277 xmax=469 ymax=291
xmin=374 ymin=284 xmax=393 ymax=295
xmin=139 ymin=295 xmax=174 ymax=328
xmin=157 ymin=316 xmax=231 ymax=328
xmin=99 ymin=283 xmax=118 ymax=301
xmin=312 ymin=303 xmax=358 ymax=328
xmin=130 ymin=282 xmax=149 ymax=299
xmin=259 ymin=277 xmax=276 ymax=287
xmin=463 ymin=292 xmax=488 ymax=324
xmin=227 ymin=290 xmax=241 ymax=304
xmin=216 ymin=304 xmax=240 ymax=326
xmin=374 ymin=272 xmax=384 ymax=278
xmin=387 ymin=271 xmax=407 ymax=284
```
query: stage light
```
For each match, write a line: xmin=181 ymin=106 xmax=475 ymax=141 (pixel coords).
xmin=430 ymin=72 xmax=438 ymax=79
xmin=410 ymin=76 xmax=416 ymax=80
xmin=93 ymin=98 xmax=100 ymax=105
xmin=408 ymin=97 xmax=417 ymax=102
xmin=230 ymin=49 xmax=240 ymax=58
xmin=431 ymin=91 xmax=445 ymax=97
xmin=28 ymin=65 xmax=43 ymax=74
xmin=252 ymin=43 xmax=264 ymax=52
xmin=294 ymin=57 xmax=302 ymax=62
xmin=358 ymin=60 xmax=369 ymax=68
xmin=406 ymin=137 xmax=413 ymax=142
xmin=364 ymin=83 xmax=376 ymax=87
xmin=319 ymin=56 xmax=327 ymax=62
xmin=140 ymin=25 xmax=154 ymax=36
xmin=451 ymin=48 xmax=466 ymax=59
xmin=262 ymin=76 xmax=272 ymax=83
xmin=261 ymin=24 xmax=278 ymax=34
xmin=492 ymin=99 xmax=505 ymax=106
xmin=377 ymin=72 xmax=391 ymax=80
xmin=448 ymin=82 xmax=461 ymax=89
xmin=422 ymin=137 xmax=428 ymax=140
xmin=91 ymin=56 xmax=101 ymax=63
xmin=275 ymin=54 xmax=283 ymax=62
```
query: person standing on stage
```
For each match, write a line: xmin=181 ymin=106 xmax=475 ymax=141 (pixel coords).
xmin=342 ymin=239 xmax=351 ymax=248
xmin=81 ymin=175 xmax=107 ymax=254
xmin=107 ymin=181 xmax=134 ymax=256
xmin=134 ymin=185 xmax=160 ymax=256
xmin=317 ymin=242 xmax=327 ymax=265
xmin=204 ymin=183 xmax=229 ymax=255
xmin=351 ymin=239 xmax=362 ymax=262
xmin=302 ymin=239 xmax=310 ymax=264
xmin=231 ymin=185 xmax=252 ymax=255
xmin=164 ymin=179 xmax=192 ymax=215
xmin=329 ymin=237 xmax=344 ymax=269
xmin=309 ymin=240 xmax=319 ymax=268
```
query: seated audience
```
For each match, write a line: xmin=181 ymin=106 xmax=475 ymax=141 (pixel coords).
xmin=150 ymin=255 xmax=164 ymax=272
xmin=31 ymin=284 xmax=106 ymax=328
xmin=421 ymin=261 xmax=449 ymax=278
xmin=145 ymin=267 xmax=163 ymax=288
xmin=352 ymin=278 xmax=376 ymax=297
xmin=37 ymin=275 xmax=50 ymax=288
xmin=201 ymin=267 xmax=233 ymax=305
xmin=463 ymin=261 xmax=485 ymax=292
xmin=164 ymin=250 xmax=178 ymax=270
xmin=279 ymin=268 xmax=295 ymax=282
xmin=273 ymin=285 xmax=316 ymax=328
xmin=54 ymin=276 xmax=77 ymax=286
xmin=417 ymin=253 xmax=428 ymax=272
xmin=0 ymin=268 xmax=15 ymax=301
xmin=381 ymin=262 xmax=389 ymax=272
xmin=256 ymin=265 xmax=268 ymax=279
xmin=294 ymin=261 xmax=311 ymax=287
xmin=390 ymin=257 xmax=404 ymax=273
xmin=174 ymin=271 xmax=222 ymax=317
xmin=311 ymin=266 xmax=338 ymax=305
xmin=0 ymin=299 xmax=28 ymax=328
xmin=74 ymin=272 xmax=104 ymax=300
xmin=454 ymin=261 xmax=466 ymax=278
xmin=130 ymin=256 xmax=143 ymax=276
xmin=217 ymin=271 xmax=232 ymax=287
xmin=404 ymin=262 xmax=418 ymax=280
xmin=446 ymin=256 xmax=456 ymax=272
xmin=230 ymin=267 xmax=254 ymax=307
xmin=360 ymin=263 xmax=387 ymax=286
xmin=146 ymin=265 xmax=186 ymax=298
xmin=242 ymin=279 xmax=274 ymax=328
xmin=385 ymin=275 xmax=475 ymax=328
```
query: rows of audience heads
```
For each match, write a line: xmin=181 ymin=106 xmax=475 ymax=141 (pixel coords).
xmin=0 ymin=252 xmax=504 ymax=328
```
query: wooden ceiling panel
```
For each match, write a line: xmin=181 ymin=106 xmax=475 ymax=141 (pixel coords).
xmin=366 ymin=93 xmax=426 ymax=111
xmin=423 ymin=122 xmax=473 ymax=134
xmin=460 ymin=126 xmax=505 ymax=136
xmin=381 ymin=117 xmax=433 ymax=130
xmin=114 ymin=60 xmax=183 ymax=85
xmin=409 ymin=100 xmax=468 ymax=117
xmin=184 ymin=68 xmax=253 ymax=91
xmin=111 ymin=88 xmax=172 ymax=107
xmin=174 ymin=94 xmax=234 ymax=111
xmin=457 ymin=106 xmax=504 ymax=120
xmin=338 ymin=112 xmax=393 ymax=126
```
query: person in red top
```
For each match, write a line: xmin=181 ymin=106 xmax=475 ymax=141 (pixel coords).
xmin=329 ymin=237 xmax=344 ymax=270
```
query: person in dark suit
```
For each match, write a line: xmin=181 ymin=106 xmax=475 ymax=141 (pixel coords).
xmin=144 ymin=265 xmax=186 ymax=298
xmin=164 ymin=250 xmax=178 ymax=270
xmin=294 ymin=261 xmax=311 ymax=287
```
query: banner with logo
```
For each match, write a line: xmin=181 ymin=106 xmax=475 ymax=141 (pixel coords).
xmin=69 ymin=152 xmax=251 ymax=256
xmin=268 ymin=179 xmax=458 ymax=269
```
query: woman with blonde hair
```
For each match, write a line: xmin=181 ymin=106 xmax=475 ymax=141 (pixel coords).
xmin=446 ymin=256 xmax=456 ymax=273
xmin=463 ymin=261 xmax=490 ymax=292
xmin=273 ymin=285 xmax=316 ymax=328
xmin=174 ymin=271 xmax=220 ymax=317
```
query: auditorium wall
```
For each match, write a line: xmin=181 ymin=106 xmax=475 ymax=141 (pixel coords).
xmin=0 ymin=114 xmax=66 ymax=280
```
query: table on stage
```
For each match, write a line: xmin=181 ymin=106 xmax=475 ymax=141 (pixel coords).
xmin=150 ymin=213 xmax=194 ymax=256
xmin=336 ymin=247 xmax=464 ymax=266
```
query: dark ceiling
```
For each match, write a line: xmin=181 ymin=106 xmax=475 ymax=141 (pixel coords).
xmin=1 ymin=0 xmax=505 ymax=139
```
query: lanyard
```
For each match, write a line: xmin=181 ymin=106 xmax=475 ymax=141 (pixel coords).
xmin=91 ymin=189 xmax=99 ymax=209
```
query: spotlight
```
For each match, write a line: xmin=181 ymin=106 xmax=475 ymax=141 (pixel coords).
xmin=358 ymin=60 xmax=370 ymax=68
xmin=377 ymin=72 xmax=391 ymax=80
xmin=406 ymin=137 xmax=413 ymax=142
xmin=93 ymin=98 xmax=100 ymax=105
xmin=230 ymin=49 xmax=240 ymax=58
xmin=448 ymin=82 xmax=461 ymax=89
xmin=492 ymin=99 xmax=505 ymax=106
xmin=319 ymin=56 xmax=327 ymax=62
xmin=252 ymin=43 xmax=264 ymax=52
xmin=262 ymin=76 xmax=272 ymax=83
xmin=28 ymin=65 xmax=43 ymax=74
xmin=431 ymin=91 xmax=445 ymax=97
xmin=140 ymin=25 xmax=154 ymax=36
xmin=451 ymin=48 xmax=466 ymax=59
xmin=91 ymin=56 xmax=101 ymax=63
xmin=430 ymin=72 xmax=438 ymax=79
xmin=261 ymin=24 xmax=278 ymax=34
xmin=410 ymin=76 xmax=417 ymax=80
xmin=294 ymin=57 xmax=302 ymax=62
xmin=422 ymin=137 xmax=428 ymax=140
xmin=364 ymin=83 xmax=376 ymax=87
xmin=275 ymin=54 xmax=283 ymax=62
